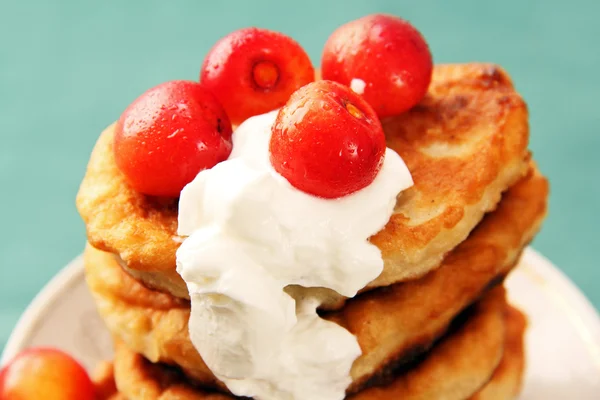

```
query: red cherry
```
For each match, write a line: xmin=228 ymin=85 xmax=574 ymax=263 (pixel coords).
xmin=114 ymin=80 xmax=233 ymax=197
xmin=269 ymin=80 xmax=386 ymax=199
xmin=0 ymin=348 xmax=95 ymax=400
xmin=321 ymin=14 xmax=433 ymax=118
xmin=200 ymin=27 xmax=315 ymax=125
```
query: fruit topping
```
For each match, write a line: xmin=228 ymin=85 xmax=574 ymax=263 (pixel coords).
xmin=321 ymin=14 xmax=433 ymax=118
xmin=114 ymin=80 xmax=233 ymax=197
xmin=269 ymin=80 xmax=386 ymax=199
xmin=201 ymin=27 xmax=315 ymax=125
xmin=0 ymin=347 xmax=95 ymax=400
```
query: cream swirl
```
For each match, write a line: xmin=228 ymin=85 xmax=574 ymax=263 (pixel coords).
xmin=176 ymin=110 xmax=413 ymax=400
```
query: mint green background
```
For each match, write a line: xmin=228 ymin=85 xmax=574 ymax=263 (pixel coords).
xmin=1 ymin=0 xmax=598 ymax=351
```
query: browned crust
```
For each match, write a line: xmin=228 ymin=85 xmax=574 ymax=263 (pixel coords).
xmin=469 ymin=306 xmax=527 ymax=400
xmin=113 ymin=340 xmax=232 ymax=400
xmin=370 ymin=63 xmax=530 ymax=287
xmin=336 ymin=162 xmax=545 ymax=391
xmin=348 ymin=286 xmax=507 ymax=400
xmin=76 ymin=123 xmax=180 ymax=273
xmin=84 ymin=245 xmax=226 ymax=391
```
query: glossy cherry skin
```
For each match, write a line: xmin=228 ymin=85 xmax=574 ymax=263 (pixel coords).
xmin=269 ymin=80 xmax=386 ymax=199
xmin=201 ymin=27 xmax=315 ymax=125
xmin=322 ymin=14 xmax=433 ymax=117
xmin=0 ymin=348 xmax=95 ymax=400
xmin=114 ymin=80 xmax=233 ymax=197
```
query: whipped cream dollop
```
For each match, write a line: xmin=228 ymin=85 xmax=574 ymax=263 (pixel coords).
xmin=176 ymin=111 xmax=413 ymax=400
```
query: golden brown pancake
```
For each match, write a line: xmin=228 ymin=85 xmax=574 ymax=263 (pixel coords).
xmin=77 ymin=63 xmax=530 ymax=305
xmin=114 ymin=338 xmax=232 ymax=400
xmin=469 ymin=306 xmax=527 ymax=400
xmin=91 ymin=305 xmax=528 ymax=400
xmin=85 ymin=246 xmax=225 ymax=391
xmin=110 ymin=288 xmax=525 ymax=400
xmin=348 ymin=287 xmax=508 ymax=400
xmin=84 ymin=164 xmax=547 ymax=394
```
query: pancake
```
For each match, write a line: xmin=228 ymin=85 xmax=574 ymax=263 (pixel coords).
xmin=469 ymin=306 xmax=527 ymax=400
xmin=84 ymin=164 xmax=547 ymax=394
xmin=77 ymin=63 xmax=531 ymax=304
xmin=111 ymin=288 xmax=524 ymax=400
xmin=85 ymin=245 xmax=225 ymax=391
xmin=348 ymin=286 xmax=508 ymax=400
xmin=89 ymin=302 xmax=528 ymax=400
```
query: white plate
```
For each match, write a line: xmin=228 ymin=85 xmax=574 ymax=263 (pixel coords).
xmin=1 ymin=248 xmax=599 ymax=399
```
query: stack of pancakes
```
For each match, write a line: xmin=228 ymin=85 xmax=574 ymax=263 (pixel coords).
xmin=78 ymin=63 xmax=549 ymax=400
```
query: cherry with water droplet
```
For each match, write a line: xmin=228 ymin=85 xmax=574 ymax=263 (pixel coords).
xmin=201 ymin=27 xmax=315 ymax=125
xmin=322 ymin=14 xmax=433 ymax=117
xmin=269 ymin=80 xmax=386 ymax=199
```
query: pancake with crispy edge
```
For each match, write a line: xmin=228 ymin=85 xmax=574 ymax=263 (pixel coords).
xmin=77 ymin=63 xmax=531 ymax=308
xmin=468 ymin=306 xmax=527 ymax=400
xmin=109 ymin=287 xmax=524 ymax=400
xmin=84 ymin=164 xmax=546 ymax=393
xmin=95 ymin=301 xmax=526 ymax=400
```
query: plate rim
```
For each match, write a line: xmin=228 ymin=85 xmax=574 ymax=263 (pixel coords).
xmin=1 ymin=248 xmax=599 ymax=366
xmin=1 ymin=255 xmax=85 ymax=365
xmin=517 ymin=248 xmax=600 ymax=334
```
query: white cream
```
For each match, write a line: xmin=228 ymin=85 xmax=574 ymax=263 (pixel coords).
xmin=350 ymin=78 xmax=366 ymax=94
xmin=176 ymin=111 xmax=413 ymax=400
